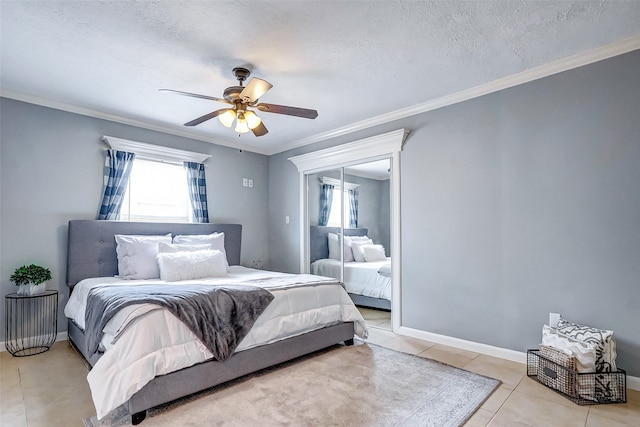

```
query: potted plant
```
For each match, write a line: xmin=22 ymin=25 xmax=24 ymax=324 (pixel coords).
xmin=10 ymin=264 xmax=52 ymax=296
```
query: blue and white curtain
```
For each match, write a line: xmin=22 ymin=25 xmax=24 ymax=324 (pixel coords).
xmin=97 ymin=150 xmax=135 ymax=220
xmin=348 ymin=189 xmax=359 ymax=228
xmin=184 ymin=162 xmax=209 ymax=223
xmin=319 ymin=183 xmax=334 ymax=226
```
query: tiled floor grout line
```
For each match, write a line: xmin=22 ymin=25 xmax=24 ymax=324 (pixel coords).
xmin=17 ymin=362 xmax=29 ymax=427
xmin=584 ymin=406 xmax=591 ymax=427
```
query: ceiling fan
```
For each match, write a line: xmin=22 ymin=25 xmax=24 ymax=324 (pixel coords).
xmin=160 ymin=67 xmax=318 ymax=137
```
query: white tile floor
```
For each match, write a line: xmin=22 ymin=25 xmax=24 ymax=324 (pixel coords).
xmin=1 ymin=312 xmax=638 ymax=427
xmin=357 ymin=306 xmax=639 ymax=427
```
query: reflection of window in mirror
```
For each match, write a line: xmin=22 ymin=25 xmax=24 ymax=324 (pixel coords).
xmin=308 ymin=170 xmax=342 ymax=227
xmin=322 ymin=177 xmax=359 ymax=229
xmin=326 ymin=189 xmax=350 ymax=227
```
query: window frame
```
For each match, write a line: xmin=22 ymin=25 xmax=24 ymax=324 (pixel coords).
xmin=322 ymin=177 xmax=359 ymax=229
xmin=102 ymin=135 xmax=210 ymax=223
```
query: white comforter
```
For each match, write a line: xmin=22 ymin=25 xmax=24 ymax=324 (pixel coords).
xmin=64 ymin=266 xmax=367 ymax=419
xmin=311 ymin=258 xmax=392 ymax=301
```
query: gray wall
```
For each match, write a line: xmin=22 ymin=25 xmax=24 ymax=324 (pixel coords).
xmin=346 ymin=174 xmax=390 ymax=254
xmin=2 ymin=50 xmax=638 ymax=377
xmin=269 ymin=50 xmax=640 ymax=376
xmin=0 ymin=98 xmax=269 ymax=339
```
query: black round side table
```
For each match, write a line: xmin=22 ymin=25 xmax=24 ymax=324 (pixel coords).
xmin=5 ymin=290 xmax=58 ymax=356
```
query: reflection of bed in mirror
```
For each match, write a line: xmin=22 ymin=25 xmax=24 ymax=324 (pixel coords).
xmin=310 ymin=226 xmax=391 ymax=310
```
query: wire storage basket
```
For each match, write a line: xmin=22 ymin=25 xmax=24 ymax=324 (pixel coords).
xmin=527 ymin=349 xmax=626 ymax=405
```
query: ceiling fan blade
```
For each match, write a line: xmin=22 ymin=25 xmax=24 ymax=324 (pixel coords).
xmin=159 ymin=89 xmax=230 ymax=104
xmin=240 ymin=78 xmax=273 ymax=103
xmin=184 ymin=109 xmax=229 ymax=126
xmin=251 ymin=121 xmax=269 ymax=137
xmin=256 ymin=103 xmax=318 ymax=119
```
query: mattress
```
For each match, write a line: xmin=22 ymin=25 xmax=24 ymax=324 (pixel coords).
xmin=64 ymin=266 xmax=367 ymax=419
xmin=311 ymin=258 xmax=391 ymax=301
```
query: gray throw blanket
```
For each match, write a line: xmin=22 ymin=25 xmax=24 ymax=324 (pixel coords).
xmin=85 ymin=284 xmax=274 ymax=361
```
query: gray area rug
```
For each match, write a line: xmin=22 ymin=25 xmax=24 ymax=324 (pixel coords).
xmin=84 ymin=342 xmax=500 ymax=427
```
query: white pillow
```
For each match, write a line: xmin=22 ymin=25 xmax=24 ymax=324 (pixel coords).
xmin=158 ymin=243 xmax=216 ymax=254
xmin=556 ymin=317 xmax=617 ymax=372
xmin=157 ymin=250 xmax=227 ymax=282
xmin=350 ymin=239 xmax=374 ymax=262
xmin=327 ymin=233 xmax=358 ymax=262
xmin=541 ymin=325 xmax=600 ymax=402
xmin=114 ymin=234 xmax=171 ymax=279
xmin=172 ymin=233 xmax=229 ymax=270
xmin=363 ymin=244 xmax=386 ymax=262
xmin=541 ymin=325 xmax=597 ymax=373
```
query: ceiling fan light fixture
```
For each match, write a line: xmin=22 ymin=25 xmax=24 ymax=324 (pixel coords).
xmin=244 ymin=110 xmax=262 ymax=130
xmin=234 ymin=112 xmax=250 ymax=134
xmin=218 ymin=109 xmax=236 ymax=128
xmin=162 ymin=66 xmax=317 ymax=137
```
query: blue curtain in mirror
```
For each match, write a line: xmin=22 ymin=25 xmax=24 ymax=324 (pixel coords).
xmin=319 ymin=183 xmax=334 ymax=226
xmin=184 ymin=161 xmax=209 ymax=223
xmin=348 ymin=189 xmax=359 ymax=228
xmin=97 ymin=150 xmax=135 ymax=220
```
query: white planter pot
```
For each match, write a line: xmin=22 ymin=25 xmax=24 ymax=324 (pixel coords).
xmin=16 ymin=283 xmax=46 ymax=296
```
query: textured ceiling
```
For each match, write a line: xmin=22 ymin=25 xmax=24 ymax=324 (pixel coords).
xmin=1 ymin=1 xmax=639 ymax=155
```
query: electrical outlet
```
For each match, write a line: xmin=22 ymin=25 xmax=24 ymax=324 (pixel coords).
xmin=251 ymin=260 xmax=263 ymax=269
xmin=285 ymin=215 xmax=290 ymax=224
xmin=242 ymin=178 xmax=248 ymax=187
xmin=549 ymin=312 xmax=561 ymax=327
xmin=248 ymin=179 xmax=253 ymax=188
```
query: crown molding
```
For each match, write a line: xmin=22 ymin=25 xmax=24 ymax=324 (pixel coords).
xmin=273 ymin=36 xmax=640 ymax=154
xmin=0 ymin=90 xmax=270 ymax=155
xmin=3 ymin=37 xmax=638 ymax=157
xmin=288 ymin=128 xmax=409 ymax=173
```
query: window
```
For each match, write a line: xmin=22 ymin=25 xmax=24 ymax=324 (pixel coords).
xmin=120 ymin=159 xmax=193 ymax=222
xmin=102 ymin=135 xmax=211 ymax=223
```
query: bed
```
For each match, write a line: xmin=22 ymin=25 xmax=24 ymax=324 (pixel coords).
xmin=65 ymin=220 xmax=367 ymax=424
xmin=309 ymin=226 xmax=391 ymax=311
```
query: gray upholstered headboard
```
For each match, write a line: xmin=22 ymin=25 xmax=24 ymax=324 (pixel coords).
xmin=309 ymin=226 xmax=368 ymax=264
xmin=66 ymin=220 xmax=242 ymax=287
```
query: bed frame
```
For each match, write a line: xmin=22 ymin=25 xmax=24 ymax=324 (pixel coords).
xmin=309 ymin=225 xmax=391 ymax=311
xmin=66 ymin=220 xmax=355 ymax=424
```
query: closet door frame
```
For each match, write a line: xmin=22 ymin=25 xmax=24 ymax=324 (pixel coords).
xmin=289 ymin=128 xmax=409 ymax=331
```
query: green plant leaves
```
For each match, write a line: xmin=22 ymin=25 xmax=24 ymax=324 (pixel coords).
xmin=10 ymin=264 xmax=52 ymax=286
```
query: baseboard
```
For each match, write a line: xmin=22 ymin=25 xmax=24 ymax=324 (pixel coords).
xmin=0 ymin=331 xmax=68 ymax=353
xmin=628 ymin=375 xmax=640 ymax=392
xmin=3 ymin=328 xmax=639 ymax=391
xmin=396 ymin=326 xmax=527 ymax=363
xmin=396 ymin=326 xmax=640 ymax=391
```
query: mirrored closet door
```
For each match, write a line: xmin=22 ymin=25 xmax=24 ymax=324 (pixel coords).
xmin=307 ymin=159 xmax=392 ymax=330
xmin=289 ymin=128 xmax=408 ymax=333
